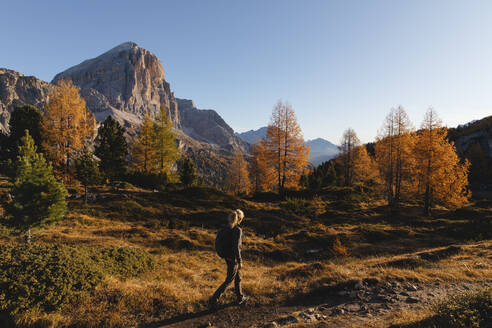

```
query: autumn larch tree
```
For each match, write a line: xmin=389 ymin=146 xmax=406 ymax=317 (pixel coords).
xmin=225 ymin=151 xmax=251 ymax=195
xmin=42 ymin=80 xmax=96 ymax=179
xmin=412 ymin=108 xmax=470 ymax=215
xmin=375 ymin=107 xmax=414 ymax=208
xmin=338 ymin=128 xmax=360 ymax=186
xmin=7 ymin=131 xmax=67 ymax=244
xmin=264 ymin=101 xmax=309 ymax=194
xmin=132 ymin=112 xmax=155 ymax=172
xmin=95 ymin=116 xmax=128 ymax=182
xmin=153 ymin=104 xmax=180 ymax=176
xmin=249 ymin=139 xmax=275 ymax=193
xmin=352 ymin=145 xmax=379 ymax=187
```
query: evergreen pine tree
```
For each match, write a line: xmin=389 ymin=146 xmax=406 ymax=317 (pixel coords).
xmin=75 ymin=147 xmax=100 ymax=203
xmin=7 ymin=130 xmax=68 ymax=243
xmin=8 ymin=105 xmax=43 ymax=162
xmin=178 ymin=157 xmax=197 ymax=187
xmin=94 ymin=116 xmax=128 ymax=181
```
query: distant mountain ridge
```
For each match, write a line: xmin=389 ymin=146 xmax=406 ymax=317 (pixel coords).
xmin=235 ymin=127 xmax=267 ymax=144
xmin=236 ymin=127 xmax=339 ymax=165
xmin=305 ymin=138 xmax=339 ymax=165
xmin=449 ymin=115 xmax=492 ymax=158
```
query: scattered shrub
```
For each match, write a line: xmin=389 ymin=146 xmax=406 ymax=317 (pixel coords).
xmin=435 ymin=288 xmax=492 ymax=328
xmin=0 ymin=244 xmax=156 ymax=319
xmin=91 ymin=246 xmax=156 ymax=278
xmin=0 ymin=244 xmax=103 ymax=315
xmin=285 ymin=197 xmax=311 ymax=216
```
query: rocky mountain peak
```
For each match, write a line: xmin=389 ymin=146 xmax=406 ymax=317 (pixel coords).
xmin=52 ymin=41 xmax=179 ymax=128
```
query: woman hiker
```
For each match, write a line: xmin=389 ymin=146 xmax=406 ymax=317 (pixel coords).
xmin=209 ymin=209 xmax=248 ymax=308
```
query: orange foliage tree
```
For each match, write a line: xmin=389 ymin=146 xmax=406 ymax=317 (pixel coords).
xmin=352 ymin=145 xmax=379 ymax=186
xmin=132 ymin=112 xmax=156 ymax=172
xmin=264 ymin=101 xmax=309 ymax=193
xmin=225 ymin=151 xmax=250 ymax=194
xmin=412 ymin=108 xmax=470 ymax=215
xmin=338 ymin=128 xmax=360 ymax=186
xmin=375 ymin=107 xmax=414 ymax=208
xmin=42 ymin=79 xmax=96 ymax=178
xmin=249 ymin=139 xmax=275 ymax=192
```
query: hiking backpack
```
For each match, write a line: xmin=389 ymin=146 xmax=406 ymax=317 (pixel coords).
xmin=215 ymin=226 xmax=233 ymax=258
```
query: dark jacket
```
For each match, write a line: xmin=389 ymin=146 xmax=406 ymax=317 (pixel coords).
xmin=231 ymin=225 xmax=242 ymax=264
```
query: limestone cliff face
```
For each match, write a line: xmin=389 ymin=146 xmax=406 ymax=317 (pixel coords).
xmin=0 ymin=69 xmax=53 ymax=133
xmin=52 ymin=42 xmax=180 ymax=129
xmin=177 ymin=98 xmax=248 ymax=152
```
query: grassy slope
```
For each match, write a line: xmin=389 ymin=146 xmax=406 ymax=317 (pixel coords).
xmin=0 ymin=176 xmax=491 ymax=327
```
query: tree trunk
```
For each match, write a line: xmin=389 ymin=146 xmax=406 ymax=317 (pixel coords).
xmin=424 ymin=184 xmax=430 ymax=216
xmin=26 ymin=228 xmax=31 ymax=245
xmin=84 ymin=185 xmax=88 ymax=204
xmin=277 ymin=140 xmax=282 ymax=194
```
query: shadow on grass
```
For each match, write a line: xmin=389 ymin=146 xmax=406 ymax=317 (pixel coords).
xmin=285 ymin=279 xmax=364 ymax=307
xmin=142 ymin=302 xmax=237 ymax=327
xmin=389 ymin=316 xmax=438 ymax=328
xmin=381 ymin=245 xmax=462 ymax=269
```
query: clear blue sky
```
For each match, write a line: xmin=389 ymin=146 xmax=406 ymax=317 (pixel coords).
xmin=2 ymin=0 xmax=491 ymax=143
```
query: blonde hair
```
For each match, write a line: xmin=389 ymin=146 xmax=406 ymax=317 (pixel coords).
xmin=228 ymin=211 xmax=239 ymax=227
xmin=236 ymin=209 xmax=244 ymax=220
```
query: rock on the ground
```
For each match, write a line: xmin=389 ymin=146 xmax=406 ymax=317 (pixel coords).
xmin=263 ymin=322 xmax=278 ymax=328
xmin=344 ymin=303 xmax=361 ymax=312
xmin=275 ymin=315 xmax=298 ymax=326
xmin=299 ymin=312 xmax=317 ymax=322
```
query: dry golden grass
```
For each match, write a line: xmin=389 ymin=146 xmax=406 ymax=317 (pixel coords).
xmin=360 ymin=308 xmax=436 ymax=328
xmin=0 ymin=183 xmax=491 ymax=327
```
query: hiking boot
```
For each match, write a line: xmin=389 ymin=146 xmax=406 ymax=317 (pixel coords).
xmin=237 ymin=295 xmax=249 ymax=305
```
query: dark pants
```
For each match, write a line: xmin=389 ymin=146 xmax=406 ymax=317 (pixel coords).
xmin=212 ymin=259 xmax=242 ymax=301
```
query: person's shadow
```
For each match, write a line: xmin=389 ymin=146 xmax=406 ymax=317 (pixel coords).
xmin=142 ymin=302 xmax=237 ymax=327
